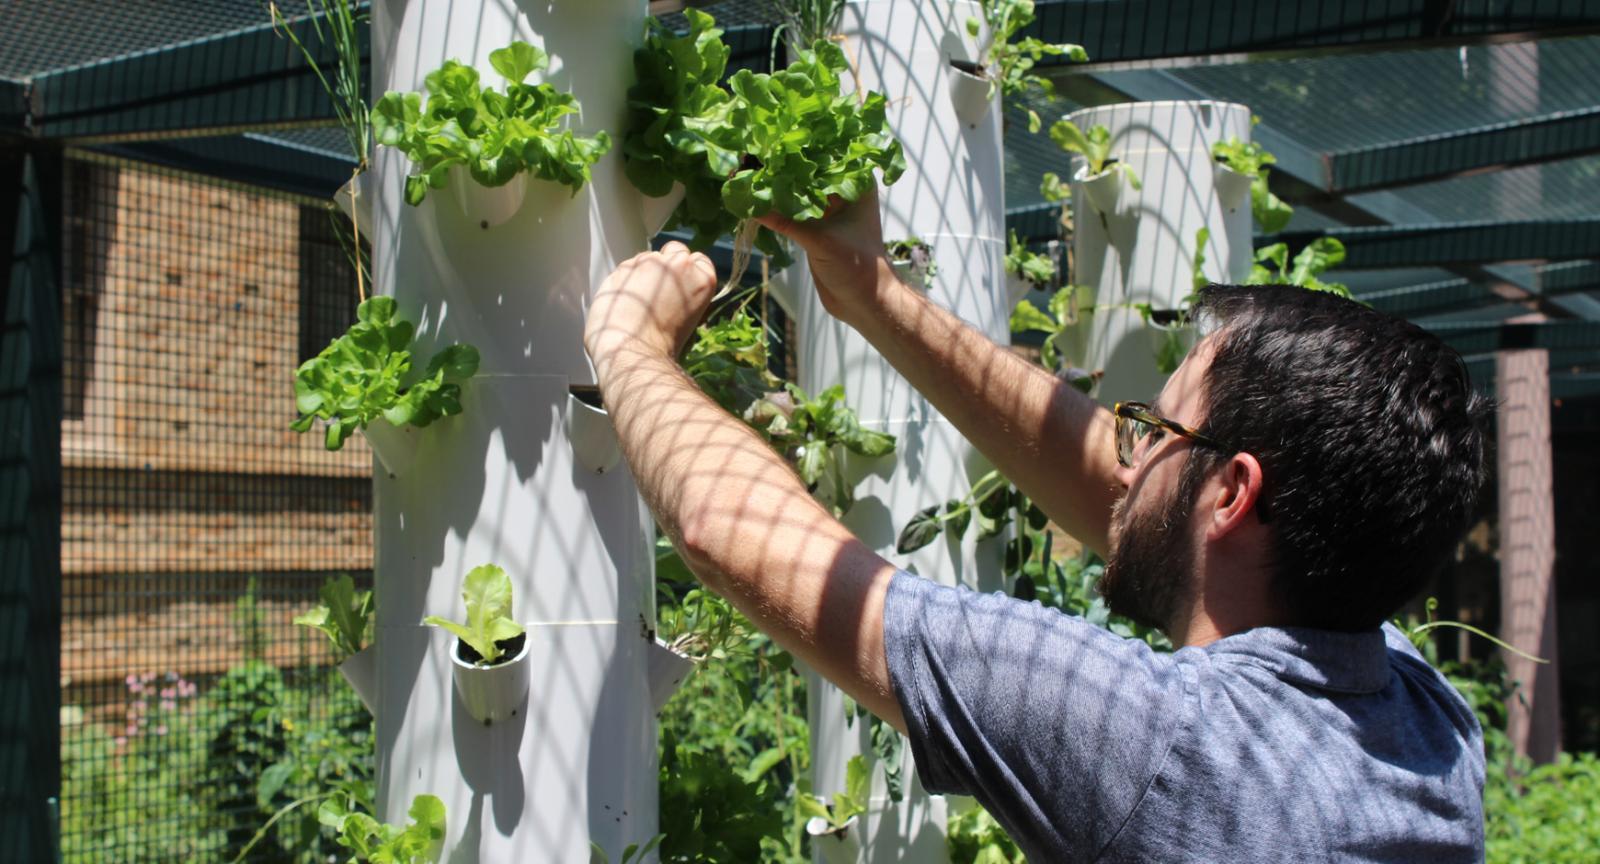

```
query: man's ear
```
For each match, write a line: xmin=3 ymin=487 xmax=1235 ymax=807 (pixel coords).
xmin=1205 ymin=452 xmax=1264 ymax=540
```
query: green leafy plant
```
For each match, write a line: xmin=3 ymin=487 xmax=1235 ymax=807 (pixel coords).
xmin=1009 ymin=284 xmax=1091 ymax=375
xmin=1049 ymin=119 xmax=1141 ymax=189
xmin=1004 ymin=229 xmax=1055 ymax=289
xmin=624 ymin=10 xmax=904 ymax=267
xmin=372 ymin=41 xmax=612 ymax=206
xmin=965 ymin=0 xmax=1088 ymax=132
xmin=318 ymin=792 xmax=446 ymax=864
xmin=591 ymin=834 xmax=666 ymax=864
xmin=798 ymin=755 xmax=869 ymax=832
xmin=423 ymin=564 xmax=525 ymax=667
xmin=1212 ymin=135 xmax=1293 ymax=234
xmin=294 ymin=574 xmax=374 ymax=659
xmin=769 ymin=0 xmax=847 ymax=64
xmin=1039 ymin=170 xmax=1068 ymax=203
xmin=885 ymin=237 xmax=939 ymax=289
xmin=948 ymin=803 xmax=1024 ymax=864
xmin=1246 ymin=238 xmax=1351 ymax=297
xmin=683 ymin=297 xmax=895 ymax=517
xmin=657 ymin=536 xmax=756 ymax=664
xmin=292 ymin=296 xmax=480 ymax=451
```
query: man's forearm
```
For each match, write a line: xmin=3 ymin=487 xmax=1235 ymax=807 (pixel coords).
xmin=843 ymin=260 xmax=1122 ymax=555
xmin=595 ymin=345 xmax=905 ymax=730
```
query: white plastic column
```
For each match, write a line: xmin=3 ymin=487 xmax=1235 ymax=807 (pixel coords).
xmin=1065 ymin=101 xmax=1254 ymax=403
xmin=367 ymin=2 xmax=660 ymax=861
xmin=787 ymin=3 xmax=1007 ymax=861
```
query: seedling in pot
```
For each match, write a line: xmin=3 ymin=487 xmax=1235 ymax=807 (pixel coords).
xmin=1003 ymin=229 xmax=1055 ymax=290
xmin=799 ymin=754 xmax=869 ymax=834
xmin=373 ymin=40 xmax=612 ymax=206
xmin=292 ymin=296 xmax=479 ymax=451
xmin=962 ymin=0 xmax=1088 ymax=132
xmin=293 ymin=573 xmax=373 ymax=659
xmin=1048 ymin=119 xmax=1141 ymax=190
xmin=424 ymin=564 xmax=525 ymax=667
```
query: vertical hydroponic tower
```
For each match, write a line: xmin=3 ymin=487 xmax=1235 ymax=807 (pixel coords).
xmin=784 ymin=2 xmax=1008 ymax=861
xmin=367 ymin=2 xmax=659 ymax=860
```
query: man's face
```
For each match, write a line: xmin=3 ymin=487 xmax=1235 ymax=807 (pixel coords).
xmin=1098 ymin=339 xmax=1216 ymax=631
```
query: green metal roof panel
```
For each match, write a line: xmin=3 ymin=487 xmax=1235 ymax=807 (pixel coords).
xmin=0 ymin=0 xmax=318 ymax=79
xmin=1163 ymin=36 xmax=1600 ymax=154
xmin=1345 ymin=156 xmax=1600 ymax=223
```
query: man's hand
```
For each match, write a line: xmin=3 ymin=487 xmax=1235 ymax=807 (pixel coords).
xmin=756 ymin=185 xmax=892 ymax=325
xmin=584 ymin=241 xmax=719 ymax=374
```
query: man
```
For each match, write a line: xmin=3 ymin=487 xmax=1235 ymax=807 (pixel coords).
xmin=584 ymin=187 xmax=1489 ymax=861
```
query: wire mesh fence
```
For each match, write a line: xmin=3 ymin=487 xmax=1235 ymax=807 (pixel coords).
xmin=57 ymin=152 xmax=374 ymax=863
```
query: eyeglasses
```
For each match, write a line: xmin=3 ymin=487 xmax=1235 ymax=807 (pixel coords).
xmin=1112 ymin=401 xmax=1231 ymax=469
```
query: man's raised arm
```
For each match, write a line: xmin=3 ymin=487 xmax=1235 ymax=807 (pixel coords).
xmin=585 ymin=243 xmax=906 ymax=731
xmin=759 ymin=190 xmax=1123 ymax=556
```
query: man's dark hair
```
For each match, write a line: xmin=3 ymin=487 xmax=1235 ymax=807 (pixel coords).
xmin=1185 ymin=284 xmax=1492 ymax=631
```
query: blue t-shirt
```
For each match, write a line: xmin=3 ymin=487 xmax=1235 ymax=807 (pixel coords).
xmin=883 ymin=571 xmax=1485 ymax=862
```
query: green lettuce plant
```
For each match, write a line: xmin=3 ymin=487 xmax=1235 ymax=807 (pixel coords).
xmin=318 ymin=792 xmax=446 ymax=864
xmin=1039 ymin=170 xmax=1068 ymax=203
xmin=624 ymin=10 xmax=905 ymax=266
xmin=423 ymin=564 xmax=525 ymax=667
xmin=1246 ymin=238 xmax=1351 ymax=297
xmin=372 ymin=41 xmax=611 ymax=206
xmin=1212 ymin=135 xmax=1293 ymax=234
xmin=292 ymin=296 xmax=480 ymax=451
xmin=1009 ymin=284 xmax=1088 ymax=373
xmin=1049 ymin=119 xmax=1141 ymax=189
xmin=966 ymin=0 xmax=1088 ymax=133
xmin=293 ymin=574 xmax=373 ymax=659
xmin=1003 ymin=229 xmax=1055 ymax=289
xmin=798 ymin=754 xmax=869 ymax=832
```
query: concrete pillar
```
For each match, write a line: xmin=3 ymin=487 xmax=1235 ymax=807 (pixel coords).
xmin=1495 ymin=347 xmax=1562 ymax=762
xmin=367 ymin=1 xmax=660 ymax=860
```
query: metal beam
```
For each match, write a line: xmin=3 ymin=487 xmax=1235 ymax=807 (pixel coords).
xmin=1329 ymin=107 xmax=1600 ymax=194
xmin=91 ymin=132 xmax=355 ymax=200
xmin=1430 ymin=319 xmax=1600 ymax=354
xmin=1273 ymin=220 xmax=1600 ymax=270
xmin=1359 ymin=261 xmax=1600 ymax=317
xmin=28 ymin=14 xmax=368 ymax=141
xmin=1029 ymin=0 xmax=1600 ymax=71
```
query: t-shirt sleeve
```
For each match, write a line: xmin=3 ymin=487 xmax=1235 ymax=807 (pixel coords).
xmin=882 ymin=570 xmax=1188 ymax=859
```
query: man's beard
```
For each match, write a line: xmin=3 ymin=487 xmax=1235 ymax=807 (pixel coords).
xmin=1099 ymin=479 xmax=1196 ymax=632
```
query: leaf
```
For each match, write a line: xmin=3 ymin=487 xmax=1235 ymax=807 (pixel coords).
xmin=489 ymin=41 xmax=547 ymax=84
xmin=897 ymin=505 xmax=942 ymax=554
xmin=1288 ymin=237 xmax=1345 ymax=286
xmin=1010 ymin=299 xmax=1057 ymax=335
xmin=257 ymin=761 xmax=295 ymax=808
xmin=943 ymin=500 xmax=972 ymax=540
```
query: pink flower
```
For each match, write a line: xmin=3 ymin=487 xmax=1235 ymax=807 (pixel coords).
xmin=112 ymin=736 xmax=127 ymax=747
xmin=128 ymin=681 xmax=144 ymax=694
xmin=124 ymin=724 xmax=137 ymax=737
xmin=160 ymin=700 xmax=176 ymax=711
xmin=125 ymin=673 xmax=138 ymax=687
xmin=159 ymin=687 xmax=175 ymax=699
xmin=155 ymin=725 xmax=168 ymax=736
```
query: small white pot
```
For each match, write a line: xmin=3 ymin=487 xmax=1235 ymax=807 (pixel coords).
xmin=449 ymin=633 xmax=532 ymax=727
xmin=946 ymin=61 xmax=993 ymax=129
xmin=890 ymin=258 xmax=932 ymax=291
xmin=805 ymin=813 xmax=860 ymax=864
xmin=338 ymin=645 xmax=378 ymax=715
xmin=1075 ymin=165 xmax=1123 ymax=219
xmin=640 ymin=181 xmax=687 ymax=236
xmin=450 ymin=166 xmax=526 ymax=228
xmin=361 ymin=420 xmax=418 ymax=478
xmin=567 ymin=389 xmax=622 ymax=474
xmin=645 ymin=638 xmax=695 ymax=713
xmin=1005 ymin=273 xmax=1039 ymax=306
xmin=1213 ymin=160 xmax=1253 ymax=213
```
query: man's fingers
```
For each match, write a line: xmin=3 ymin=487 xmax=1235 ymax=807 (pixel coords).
xmin=660 ymin=240 xmax=691 ymax=258
xmin=690 ymin=252 xmax=717 ymax=288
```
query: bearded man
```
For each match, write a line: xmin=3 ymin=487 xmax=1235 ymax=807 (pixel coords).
xmin=584 ymin=187 xmax=1489 ymax=861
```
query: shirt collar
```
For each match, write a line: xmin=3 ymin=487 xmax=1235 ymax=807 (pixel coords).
xmin=1206 ymin=625 xmax=1392 ymax=694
